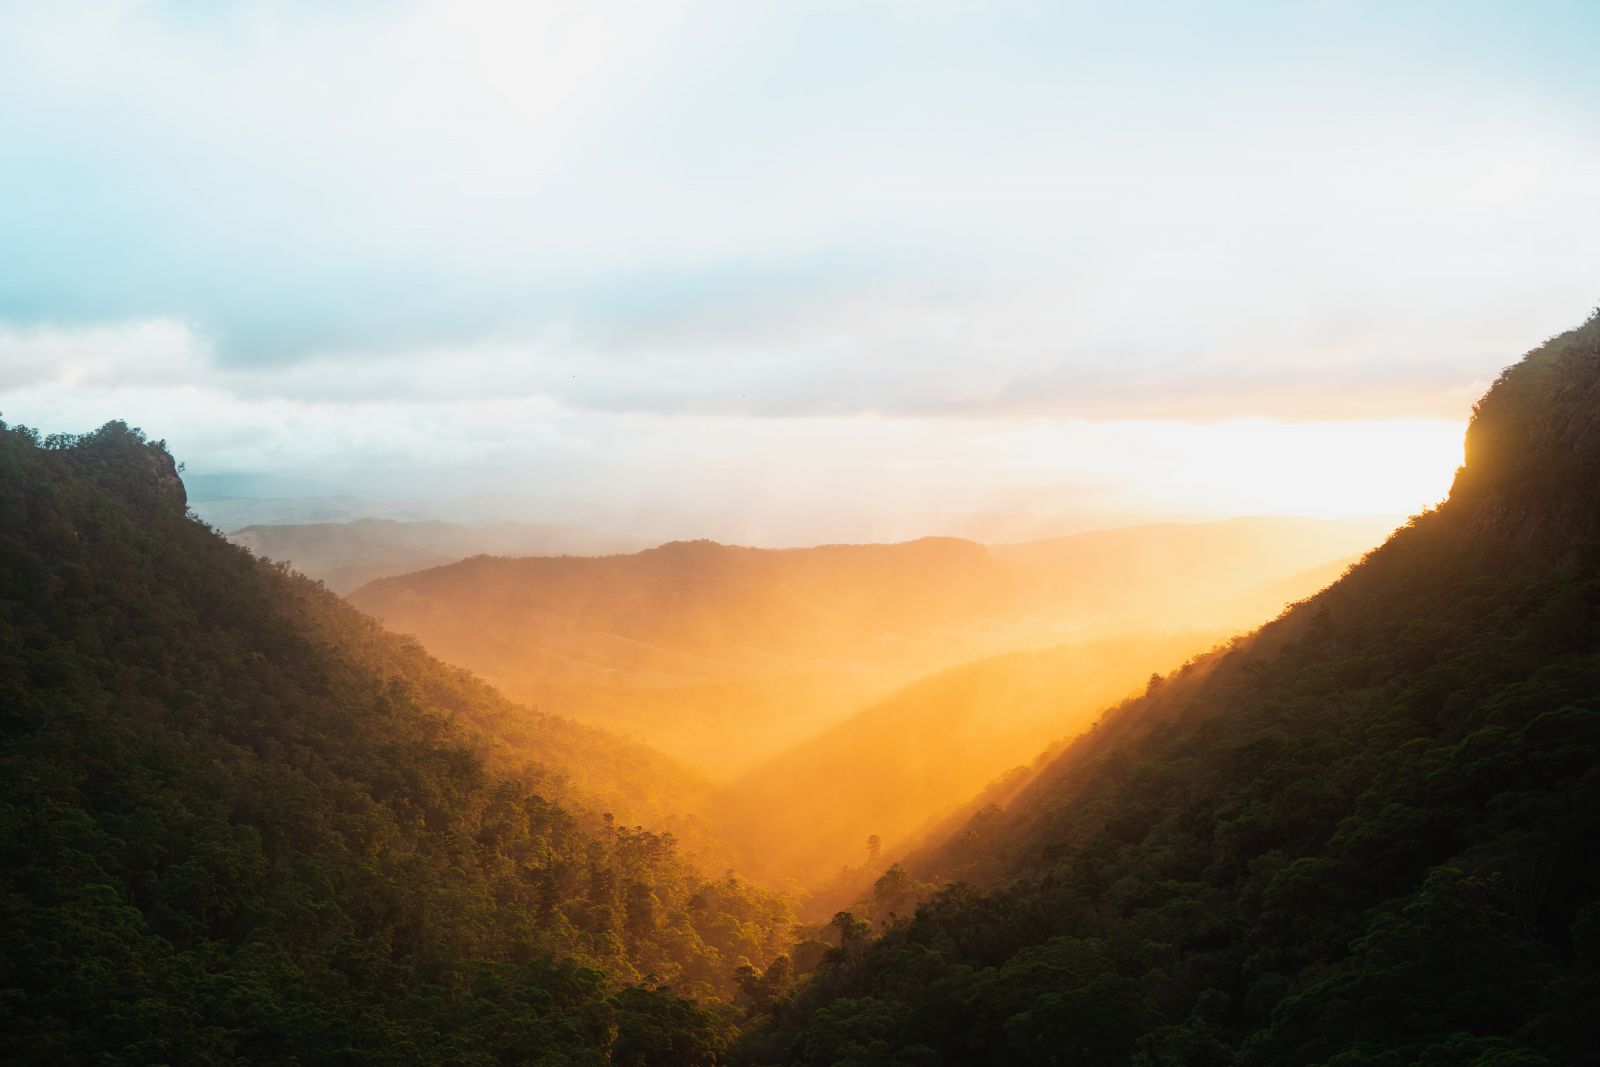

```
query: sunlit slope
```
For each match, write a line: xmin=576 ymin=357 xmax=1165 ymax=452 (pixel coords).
xmin=717 ymin=629 xmax=1228 ymax=894
xmin=349 ymin=537 xmax=1026 ymax=771
xmin=348 ymin=520 xmax=1387 ymax=775
xmin=740 ymin=314 xmax=1600 ymax=1066
xmin=230 ymin=516 xmax=641 ymax=592
xmin=0 ymin=420 xmax=793 ymax=1062
xmin=988 ymin=514 xmax=1394 ymax=633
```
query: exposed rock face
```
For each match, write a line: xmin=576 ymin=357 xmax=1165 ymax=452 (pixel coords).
xmin=1451 ymin=311 xmax=1600 ymax=546
xmin=49 ymin=421 xmax=189 ymax=516
xmin=139 ymin=440 xmax=188 ymax=512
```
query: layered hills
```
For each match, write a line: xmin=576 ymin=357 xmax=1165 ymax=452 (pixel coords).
xmin=346 ymin=517 xmax=1386 ymax=776
xmin=0 ymin=420 xmax=788 ymax=1064
xmin=9 ymin=311 xmax=1596 ymax=1065
xmin=736 ymin=315 xmax=1600 ymax=1063
xmin=719 ymin=629 xmax=1227 ymax=895
xmin=228 ymin=518 xmax=642 ymax=593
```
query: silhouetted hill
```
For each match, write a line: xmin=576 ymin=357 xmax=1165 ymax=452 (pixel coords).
xmin=348 ymin=521 xmax=1383 ymax=775
xmin=230 ymin=517 xmax=642 ymax=592
xmin=736 ymin=314 xmax=1600 ymax=1064
xmin=0 ymin=419 xmax=789 ymax=1064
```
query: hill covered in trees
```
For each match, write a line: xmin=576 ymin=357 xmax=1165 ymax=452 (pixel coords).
xmin=734 ymin=316 xmax=1600 ymax=1064
xmin=346 ymin=518 xmax=1384 ymax=777
xmin=716 ymin=629 xmax=1226 ymax=896
xmin=10 ymin=309 xmax=1596 ymax=1064
xmin=0 ymin=419 xmax=790 ymax=1064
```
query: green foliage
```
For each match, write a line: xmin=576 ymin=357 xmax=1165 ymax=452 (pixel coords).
xmin=739 ymin=317 xmax=1600 ymax=1063
xmin=0 ymin=419 xmax=787 ymax=1063
xmin=6 ymin=310 xmax=1599 ymax=1064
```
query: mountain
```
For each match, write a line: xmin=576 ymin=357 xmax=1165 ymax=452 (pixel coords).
xmin=0 ymin=419 xmax=790 ymax=1064
xmin=736 ymin=315 xmax=1600 ymax=1064
xmin=229 ymin=518 xmax=645 ymax=593
xmin=187 ymin=494 xmax=387 ymax=529
xmin=717 ymin=629 xmax=1227 ymax=896
xmin=346 ymin=520 xmax=1385 ymax=776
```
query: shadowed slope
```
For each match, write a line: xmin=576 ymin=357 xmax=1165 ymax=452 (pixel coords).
xmin=0 ymin=420 xmax=789 ymax=1064
xmin=738 ymin=312 xmax=1600 ymax=1066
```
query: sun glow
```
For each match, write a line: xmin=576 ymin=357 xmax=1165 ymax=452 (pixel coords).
xmin=1006 ymin=416 xmax=1467 ymax=523
xmin=1146 ymin=417 xmax=1468 ymax=520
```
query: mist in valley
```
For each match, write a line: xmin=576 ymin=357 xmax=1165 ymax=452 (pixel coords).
xmin=6 ymin=3 xmax=1597 ymax=1062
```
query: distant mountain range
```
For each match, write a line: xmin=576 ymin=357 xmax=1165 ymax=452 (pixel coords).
xmin=228 ymin=517 xmax=646 ymax=592
xmin=345 ymin=516 xmax=1391 ymax=777
xmin=0 ymin=420 xmax=786 ymax=1063
xmin=181 ymin=470 xmax=353 ymax=502
xmin=740 ymin=311 xmax=1600 ymax=1065
xmin=6 ymin=312 xmax=1597 ymax=1064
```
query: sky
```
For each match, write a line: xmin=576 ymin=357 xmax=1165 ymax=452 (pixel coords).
xmin=2 ymin=0 xmax=1599 ymax=543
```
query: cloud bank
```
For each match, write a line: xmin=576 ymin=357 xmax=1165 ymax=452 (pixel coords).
xmin=1 ymin=1 xmax=1596 ymax=537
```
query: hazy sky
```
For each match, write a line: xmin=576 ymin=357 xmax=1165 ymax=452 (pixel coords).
xmin=3 ymin=1 xmax=1598 ymax=541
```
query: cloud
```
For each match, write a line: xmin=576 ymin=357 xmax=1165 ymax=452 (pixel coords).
xmin=0 ymin=0 xmax=1595 ymax=539
xmin=0 ymin=318 xmax=211 ymax=392
xmin=3 ymin=345 xmax=1467 ymax=544
xmin=2 ymin=0 xmax=1597 ymax=389
xmin=0 ymin=295 xmax=1533 ymax=426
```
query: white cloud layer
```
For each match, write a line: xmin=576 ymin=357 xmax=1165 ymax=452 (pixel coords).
xmin=0 ymin=1 xmax=1595 ymax=536
xmin=2 ymin=316 xmax=1467 ymax=543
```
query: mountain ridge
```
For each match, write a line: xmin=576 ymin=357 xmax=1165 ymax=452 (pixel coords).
xmin=0 ymin=418 xmax=792 ymax=1063
xmin=345 ymin=517 xmax=1389 ymax=777
xmin=735 ymin=311 xmax=1600 ymax=1065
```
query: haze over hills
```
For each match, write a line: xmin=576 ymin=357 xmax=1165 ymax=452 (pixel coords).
xmin=737 ymin=313 xmax=1600 ymax=1065
xmin=4 ymin=313 xmax=1596 ymax=1065
xmin=186 ymin=493 xmax=414 ymax=530
xmin=986 ymin=515 xmax=1392 ymax=632
xmin=183 ymin=471 xmax=353 ymax=502
xmin=347 ymin=517 xmax=1390 ymax=777
xmin=186 ymin=489 xmax=655 ymax=543
xmin=10 ymin=0 xmax=1599 ymax=1060
xmin=716 ymin=628 xmax=1229 ymax=896
xmin=0 ymin=420 xmax=792 ymax=1062
xmin=228 ymin=518 xmax=645 ymax=593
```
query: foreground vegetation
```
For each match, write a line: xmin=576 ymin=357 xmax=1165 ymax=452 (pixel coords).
xmin=4 ymin=311 xmax=1598 ymax=1065
xmin=0 ymin=420 xmax=789 ymax=1064
xmin=735 ymin=314 xmax=1600 ymax=1064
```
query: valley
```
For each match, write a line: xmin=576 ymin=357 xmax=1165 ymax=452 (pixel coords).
xmin=4 ymin=316 xmax=1596 ymax=1064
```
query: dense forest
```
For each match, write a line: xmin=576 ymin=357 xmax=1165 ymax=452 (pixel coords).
xmin=4 ymin=311 xmax=1598 ymax=1065
xmin=0 ymin=420 xmax=791 ymax=1064
xmin=733 ymin=316 xmax=1600 ymax=1064
xmin=345 ymin=516 xmax=1375 ymax=892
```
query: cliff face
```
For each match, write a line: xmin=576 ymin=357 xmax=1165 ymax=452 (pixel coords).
xmin=0 ymin=417 xmax=793 ymax=1064
xmin=1451 ymin=311 xmax=1600 ymax=544
xmin=50 ymin=420 xmax=189 ymax=515
xmin=739 ymin=311 xmax=1600 ymax=1066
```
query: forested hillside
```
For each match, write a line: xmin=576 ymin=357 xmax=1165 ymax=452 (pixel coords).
xmin=9 ymin=332 xmax=1594 ymax=1065
xmin=0 ymin=420 xmax=789 ymax=1064
xmin=716 ymin=629 xmax=1225 ymax=895
xmin=737 ymin=316 xmax=1600 ymax=1065
xmin=346 ymin=520 xmax=1382 ymax=776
